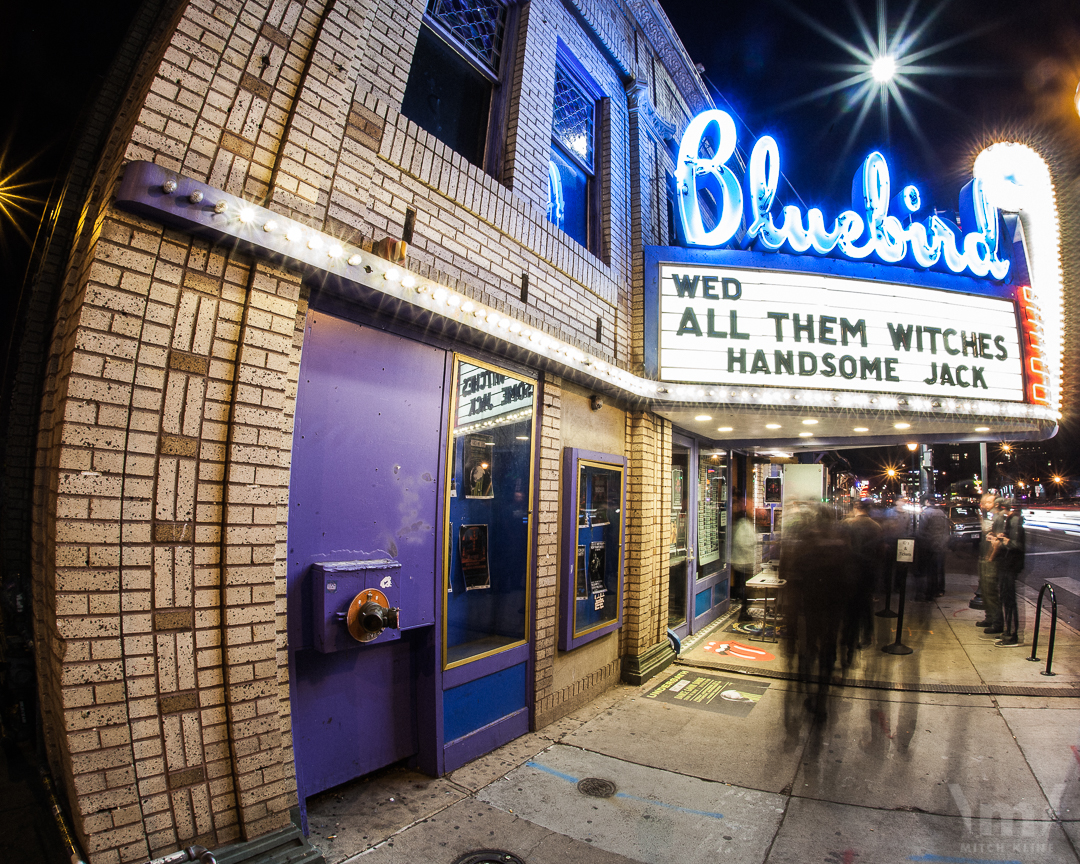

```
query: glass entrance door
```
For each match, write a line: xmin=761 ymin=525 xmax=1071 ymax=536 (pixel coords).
xmin=693 ymin=451 xmax=729 ymax=630
xmin=667 ymin=445 xmax=691 ymax=635
xmin=669 ymin=438 xmax=731 ymax=639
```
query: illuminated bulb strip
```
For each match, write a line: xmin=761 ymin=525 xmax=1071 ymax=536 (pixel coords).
xmin=146 ymin=172 xmax=1057 ymax=432
xmin=974 ymin=143 xmax=1064 ymax=413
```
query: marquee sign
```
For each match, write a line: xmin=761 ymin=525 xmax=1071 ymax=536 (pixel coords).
xmin=650 ymin=107 xmax=1065 ymax=418
xmin=657 ymin=263 xmax=1025 ymax=402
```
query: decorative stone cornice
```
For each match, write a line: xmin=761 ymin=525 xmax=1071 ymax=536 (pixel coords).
xmin=626 ymin=78 xmax=676 ymax=144
xmin=624 ymin=0 xmax=711 ymax=115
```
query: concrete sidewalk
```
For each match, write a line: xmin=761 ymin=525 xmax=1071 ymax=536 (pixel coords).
xmin=300 ymin=567 xmax=1080 ymax=864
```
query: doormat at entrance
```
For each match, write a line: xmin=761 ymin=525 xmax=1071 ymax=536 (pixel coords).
xmin=726 ymin=618 xmax=788 ymax=641
xmin=644 ymin=668 xmax=770 ymax=717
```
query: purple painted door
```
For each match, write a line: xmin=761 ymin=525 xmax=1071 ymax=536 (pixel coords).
xmin=288 ymin=311 xmax=446 ymax=806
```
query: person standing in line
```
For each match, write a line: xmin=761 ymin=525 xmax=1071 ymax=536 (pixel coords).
xmin=976 ymin=493 xmax=1005 ymax=633
xmin=730 ymin=498 xmax=757 ymax=622
xmin=916 ymin=496 xmax=950 ymax=600
xmin=990 ymin=499 xmax=1025 ymax=647
xmin=840 ymin=500 xmax=882 ymax=666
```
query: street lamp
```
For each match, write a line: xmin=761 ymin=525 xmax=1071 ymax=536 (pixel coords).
xmin=873 ymin=55 xmax=897 ymax=83
xmin=906 ymin=443 xmax=920 ymax=533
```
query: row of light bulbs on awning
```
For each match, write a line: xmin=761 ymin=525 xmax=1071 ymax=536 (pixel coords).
xmin=691 ymin=415 xmax=996 ymax=437
xmin=192 ymin=186 xmax=1057 ymax=426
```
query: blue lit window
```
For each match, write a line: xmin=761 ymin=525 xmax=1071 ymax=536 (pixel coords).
xmin=552 ymin=67 xmax=594 ymax=167
xmin=547 ymin=62 xmax=598 ymax=250
xmin=402 ymin=0 xmax=510 ymax=169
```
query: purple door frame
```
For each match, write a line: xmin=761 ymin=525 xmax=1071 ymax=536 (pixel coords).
xmin=287 ymin=311 xmax=447 ymax=827
xmin=287 ymin=303 xmax=543 ymax=828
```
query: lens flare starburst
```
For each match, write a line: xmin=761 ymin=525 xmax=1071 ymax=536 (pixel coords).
xmin=0 ymin=147 xmax=45 ymax=254
xmin=775 ymin=0 xmax=998 ymax=172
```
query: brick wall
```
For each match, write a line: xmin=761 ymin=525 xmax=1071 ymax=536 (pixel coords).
xmin=621 ymin=410 xmax=670 ymax=658
xmin=26 ymin=0 xmax=708 ymax=859
xmin=532 ymin=373 xmax=561 ymax=715
xmin=35 ymin=203 xmax=304 ymax=860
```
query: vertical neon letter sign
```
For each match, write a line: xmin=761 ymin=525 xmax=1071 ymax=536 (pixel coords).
xmin=674 ymin=110 xmax=743 ymax=246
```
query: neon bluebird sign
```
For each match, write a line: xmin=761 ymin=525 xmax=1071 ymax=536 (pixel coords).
xmin=674 ymin=109 xmax=1011 ymax=282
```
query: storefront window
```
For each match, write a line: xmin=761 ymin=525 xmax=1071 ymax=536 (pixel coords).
xmin=444 ymin=358 xmax=535 ymax=667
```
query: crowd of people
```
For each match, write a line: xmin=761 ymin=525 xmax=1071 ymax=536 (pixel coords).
xmin=755 ymin=492 xmax=1026 ymax=717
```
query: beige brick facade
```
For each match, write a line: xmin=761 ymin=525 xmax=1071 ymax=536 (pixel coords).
xmin=26 ymin=0 xmax=710 ymax=860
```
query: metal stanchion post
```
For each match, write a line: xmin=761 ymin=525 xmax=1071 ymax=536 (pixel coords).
xmin=877 ymin=554 xmax=898 ymax=619
xmin=883 ymin=538 xmax=914 ymax=655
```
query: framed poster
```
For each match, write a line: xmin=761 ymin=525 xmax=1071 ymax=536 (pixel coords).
xmin=459 ymin=524 xmax=490 ymax=590
xmin=764 ymin=477 xmax=782 ymax=505
xmin=560 ymin=448 xmax=627 ymax=651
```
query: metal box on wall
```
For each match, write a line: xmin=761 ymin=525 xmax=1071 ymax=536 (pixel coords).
xmin=312 ymin=559 xmax=403 ymax=653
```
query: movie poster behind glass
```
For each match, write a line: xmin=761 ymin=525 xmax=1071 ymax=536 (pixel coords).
xmin=464 ymin=435 xmax=493 ymax=498
xmin=459 ymin=524 xmax=491 ymax=590
xmin=589 ymin=541 xmax=606 ymax=594
xmin=671 ymin=465 xmax=684 ymax=511
xmin=561 ymin=450 xmax=627 ymax=650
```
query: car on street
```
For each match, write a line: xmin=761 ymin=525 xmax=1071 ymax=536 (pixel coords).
xmin=946 ymin=503 xmax=982 ymax=547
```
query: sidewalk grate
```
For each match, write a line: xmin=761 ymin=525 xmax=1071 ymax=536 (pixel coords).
xmin=452 ymin=852 xmax=526 ymax=864
xmin=577 ymin=777 xmax=617 ymax=798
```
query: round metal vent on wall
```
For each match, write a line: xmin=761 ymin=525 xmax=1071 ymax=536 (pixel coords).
xmin=577 ymin=777 xmax=617 ymax=798
xmin=451 ymin=851 xmax=526 ymax=864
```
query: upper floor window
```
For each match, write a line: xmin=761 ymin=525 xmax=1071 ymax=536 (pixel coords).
xmin=547 ymin=57 xmax=599 ymax=252
xmin=402 ymin=0 xmax=510 ymax=170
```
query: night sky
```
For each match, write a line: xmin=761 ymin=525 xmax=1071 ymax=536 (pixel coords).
xmin=660 ymin=0 xmax=1080 ymax=216
xmin=0 ymin=1 xmax=144 ymax=366
xmin=2 ymin=1 xmax=1078 ymax=483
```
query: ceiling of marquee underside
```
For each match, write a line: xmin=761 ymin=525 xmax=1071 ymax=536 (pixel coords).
xmin=650 ymin=404 xmax=1055 ymax=454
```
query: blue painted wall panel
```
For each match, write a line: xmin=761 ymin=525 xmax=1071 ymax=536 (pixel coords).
xmin=444 ymin=663 xmax=527 ymax=742
xmin=695 ymin=586 xmax=713 ymax=618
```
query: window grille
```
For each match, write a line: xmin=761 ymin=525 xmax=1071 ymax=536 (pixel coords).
xmin=428 ymin=0 xmax=506 ymax=73
xmin=552 ymin=67 xmax=594 ymax=169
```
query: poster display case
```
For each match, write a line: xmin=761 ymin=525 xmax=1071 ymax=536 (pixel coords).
xmin=443 ymin=357 xmax=536 ymax=668
xmin=560 ymin=448 xmax=626 ymax=650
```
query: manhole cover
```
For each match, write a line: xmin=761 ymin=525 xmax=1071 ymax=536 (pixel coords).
xmin=577 ymin=777 xmax=617 ymax=798
xmin=452 ymin=851 xmax=525 ymax=864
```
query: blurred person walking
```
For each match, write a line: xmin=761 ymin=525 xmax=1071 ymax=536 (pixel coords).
xmin=730 ymin=499 xmax=757 ymax=622
xmin=840 ymin=500 xmax=882 ymax=666
xmin=780 ymin=503 xmax=847 ymax=718
xmin=915 ymin=496 xmax=949 ymax=600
